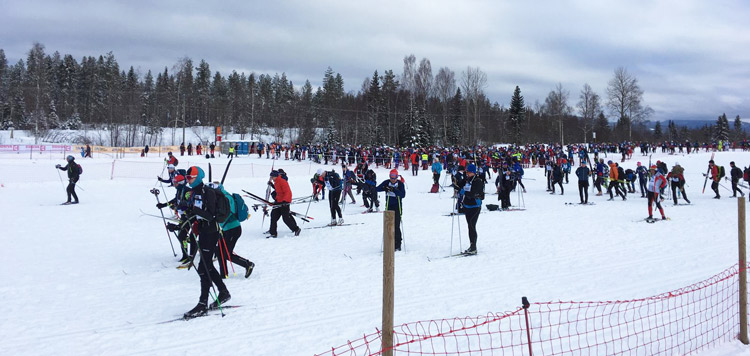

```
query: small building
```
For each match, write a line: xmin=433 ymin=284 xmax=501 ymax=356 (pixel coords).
xmin=219 ymin=140 xmax=259 ymax=155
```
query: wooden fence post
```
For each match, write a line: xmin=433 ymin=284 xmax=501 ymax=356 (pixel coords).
xmin=382 ymin=210 xmax=395 ymax=356
xmin=739 ymin=197 xmax=748 ymax=344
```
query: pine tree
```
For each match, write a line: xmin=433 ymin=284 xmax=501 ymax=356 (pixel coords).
xmin=326 ymin=115 xmax=339 ymax=144
xmin=593 ymin=112 xmax=610 ymax=142
xmin=366 ymin=70 xmax=381 ymax=145
xmin=734 ymin=115 xmax=744 ymax=141
xmin=448 ymin=88 xmax=463 ymax=145
xmin=508 ymin=86 xmax=525 ymax=144
xmin=668 ymin=120 xmax=678 ymax=141
xmin=653 ymin=121 xmax=662 ymax=140
xmin=715 ymin=113 xmax=730 ymax=141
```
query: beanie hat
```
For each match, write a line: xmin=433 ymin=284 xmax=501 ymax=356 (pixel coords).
xmin=167 ymin=164 xmax=175 ymax=170
xmin=316 ymin=168 xmax=323 ymax=175
xmin=270 ymin=170 xmax=279 ymax=178
xmin=67 ymin=155 xmax=75 ymax=162
xmin=389 ymin=169 xmax=399 ymax=178
xmin=467 ymin=164 xmax=477 ymax=173
xmin=185 ymin=166 xmax=205 ymax=188
xmin=174 ymin=175 xmax=186 ymax=185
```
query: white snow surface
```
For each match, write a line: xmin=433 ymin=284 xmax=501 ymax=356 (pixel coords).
xmin=2 ymin=149 xmax=750 ymax=355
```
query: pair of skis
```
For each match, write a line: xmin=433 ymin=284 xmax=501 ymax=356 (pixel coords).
xmin=242 ymin=190 xmax=314 ymax=223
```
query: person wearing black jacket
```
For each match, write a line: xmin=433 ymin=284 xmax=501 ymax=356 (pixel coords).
xmin=322 ymin=170 xmax=344 ymax=225
xmin=56 ymin=155 xmax=80 ymax=205
xmin=182 ymin=166 xmax=230 ymax=319
xmin=575 ymin=161 xmax=590 ymax=204
xmin=460 ymin=164 xmax=484 ymax=255
xmin=157 ymin=164 xmax=177 ymax=186
xmin=550 ymin=163 xmax=564 ymax=195
xmin=730 ymin=161 xmax=745 ymax=198
xmin=495 ymin=162 xmax=513 ymax=210
xmin=376 ymin=169 xmax=406 ymax=251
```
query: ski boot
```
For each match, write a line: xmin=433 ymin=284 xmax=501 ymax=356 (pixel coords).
xmin=184 ymin=302 xmax=208 ymax=319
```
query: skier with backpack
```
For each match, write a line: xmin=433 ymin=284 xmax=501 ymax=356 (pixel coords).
xmin=182 ymin=166 xmax=232 ymax=319
xmin=431 ymin=158 xmax=442 ymax=193
xmin=210 ymin=182 xmax=255 ymax=279
xmin=730 ymin=161 xmax=745 ymax=198
xmin=157 ymin=173 xmax=195 ymax=264
xmin=705 ymin=160 xmax=722 ymax=199
xmin=56 ymin=155 xmax=81 ymax=205
xmin=666 ymin=162 xmax=691 ymax=205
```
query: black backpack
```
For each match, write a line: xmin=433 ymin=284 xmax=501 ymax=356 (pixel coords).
xmin=206 ymin=186 xmax=231 ymax=224
xmin=719 ymin=166 xmax=726 ymax=178
xmin=744 ymin=167 xmax=750 ymax=182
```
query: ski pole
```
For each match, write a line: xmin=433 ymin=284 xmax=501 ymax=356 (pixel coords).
xmin=56 ymin=167 xmax=65 ymax=190
xmin=220 ymin=235 xmax=236 ymax=277
xmin=150 ymin=188 xmax=177 ymax=257
xmin=192 ymin=233 xmax=225 ymax=317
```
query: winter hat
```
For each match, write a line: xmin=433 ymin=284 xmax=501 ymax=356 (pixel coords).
xmin=637 ymin=162 xmax=641 ymax=166
xmin=675 ymin=162 xmax=680 ymax=166
xmin=270 ymin=170 xmax=279 ymax=178
xmin=174 ymin=175 xmax=186 ymax=185
xmin=316 ymin=168 xmax=323 ymax=175
xmin=650 ymin=165 xmax=657 ymax=170
xmin=389 ymin=169 xmax=399 ymax=178
xmin=185 ymin=166 xmax=205 ymax=188
xmin=66 ymin=155 xmax=75 ymax=162
xmin=467 ymin=164 xmax=477 ymax=173
xmin=167 ymin=164 xmax=175 ymax=170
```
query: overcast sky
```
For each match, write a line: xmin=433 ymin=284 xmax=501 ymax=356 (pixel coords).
xmin=2 ymin=0 xmax=749 ymax=122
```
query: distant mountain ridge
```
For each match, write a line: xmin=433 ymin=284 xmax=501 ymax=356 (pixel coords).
xmin=647 ymin=119 xmax=750 ymax=130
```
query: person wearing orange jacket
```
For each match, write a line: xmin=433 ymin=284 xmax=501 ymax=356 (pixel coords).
xmin=268 ymin=170 xmax=301 ymax=238
xmin=606 ymin=160 xmax=626 ymax=201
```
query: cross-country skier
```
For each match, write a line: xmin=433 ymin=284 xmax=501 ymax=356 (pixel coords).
xmin=157 ymin=174 xmax=195 ymax=264
xmin=340 ymin=165 xmax=356 ymax=205
xmin=607 ymin=160 xmax=626 ymax=201
xmin=636 ymin=162 xmax=648 ymax=197
xmin=707 ymin=160 xmax=721 ymax=199
xmin=362 ymin=168 xmax=380 ymax=212
xmin=182 ymin=166 xmax=231 ymax=319
xmin=322 ymin=170 xmax=344 ymax=225
xmin=377 ymin=169 xmax=406 ymax=251
xmin=667 ymin=162 xmax=691 ymax=205
xmin=460 ymin=164 xmax=483 ymax=255
xmin=730 ymin=161 xmax=745 ymax=198
xmin=56 ymin=155 xmax=80 ymax=205
xmin=268 ymin=170 xmax=302 ymax=238
xmin=210 ymin=183 xmax=255 ymax=279
xmin=575 ymin=160 xmax=590 ymax=204
xmin=646 ymin=165 xmax=667 ymax=220
xmin=157 ymin=164 xmax=177 ymax=186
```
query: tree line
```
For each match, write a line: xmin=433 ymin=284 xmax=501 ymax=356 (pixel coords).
xmin=0 ymin=43 xmax=743 ymax=147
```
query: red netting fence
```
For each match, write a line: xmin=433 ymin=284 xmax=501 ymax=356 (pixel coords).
xmin=314 ymin=264 xmax=745 ymax=356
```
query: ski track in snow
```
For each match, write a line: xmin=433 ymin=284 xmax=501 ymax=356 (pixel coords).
xmin=1 ymin=149 xmax=748 ymax=355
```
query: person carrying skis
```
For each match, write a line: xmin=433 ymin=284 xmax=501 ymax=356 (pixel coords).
xmin=56 ymin=155 xmax=80 ymax=205
xmin=707 ymin=160 xmax=721 ymax=199
xmin=636 ymin=162 xmax=648 ymax=197
xmin=340 ymin=165 xmax=356 ymax=205
xmin=667 ymin=162 xmax=691 ymax=205
xmin=646 ymin=165 xmax=667 ymax=220
xmin=730 ymin=161 xmax=745 ymax=198
xmin=268 ymin=170 xmax=302 ymax=238
xmin=460 ymin=164 xmax=483 ymax=255
xmin=377 ymin=169 xmax=406 ymax=251
xmin=182 ymin=166 xmax=231 ymax=319
xmin=575 ymin=160 xmax=590 ymax=204
xmin=322 ymin=170 xmax=344 ymax=226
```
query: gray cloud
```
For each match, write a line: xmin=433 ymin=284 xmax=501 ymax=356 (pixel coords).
xmin=2 ymin=0 xmax=748 ymax=122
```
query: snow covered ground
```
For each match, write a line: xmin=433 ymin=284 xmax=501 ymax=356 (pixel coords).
xmin=2 ymin=148 xmax=750 ymax=355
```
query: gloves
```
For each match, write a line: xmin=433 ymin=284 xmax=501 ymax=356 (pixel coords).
xmin=166 ymin=223 xmax=180 ymax=232
xmin=157 ymin=176 xmax=162 ymax=180
xmin=55 ymin=164 xmax=61 ymax=168
xmin=156 ymin=202 xmax=168 ymax=209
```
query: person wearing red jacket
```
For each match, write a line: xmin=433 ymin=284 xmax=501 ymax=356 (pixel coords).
xmin=646 ymin=165 xmax=667 ymax=220
xmin=268 ymin=170 xmax=301 ymax=238
xmin=708 ymin=160 xmax=721 ymax=199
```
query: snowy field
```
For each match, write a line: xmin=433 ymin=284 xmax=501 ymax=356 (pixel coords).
xmin=2 ymin=148 xmax=750 ymax=355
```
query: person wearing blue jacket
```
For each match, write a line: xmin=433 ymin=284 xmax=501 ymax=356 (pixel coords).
xmin=460 ymin=164 xmax=483 ymax=255
xmin=377 ymin=169 xmax=406 ymax=251
xmin=431 ymin=158 xmax=443 ymax=185
xmin=635 ymin=162 xmax=648 ymax=197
